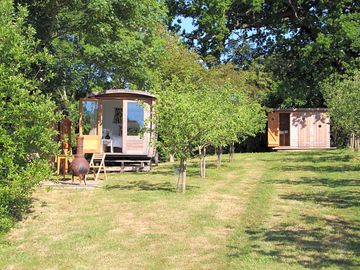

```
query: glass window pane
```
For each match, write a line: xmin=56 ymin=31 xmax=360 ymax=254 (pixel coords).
xmin=82 ymin=100 xmax=99 ymax=135
xmin=127 ymin=102 xmax=144 ymax=136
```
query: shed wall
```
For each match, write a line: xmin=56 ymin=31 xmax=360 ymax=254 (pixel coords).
xmin=325 ymin=113 xmax=331 ymax=148
xmin=290 ymin=111 xmax=330 ymax=148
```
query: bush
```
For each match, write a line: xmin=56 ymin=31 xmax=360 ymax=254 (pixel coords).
xmin=0 ymin=0 xmax=58 ymax=233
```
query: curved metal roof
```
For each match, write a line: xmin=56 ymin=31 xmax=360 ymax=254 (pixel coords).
xmin=88 ymin=89 xmax=156 ymax=99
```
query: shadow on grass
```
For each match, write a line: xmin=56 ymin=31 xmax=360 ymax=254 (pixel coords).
xmin=259 ymin=152 xmax=354 ymax=163
xmin=285 ymin=153 xmax=353 ymax=163
xmin=227 ymin=151 xmax=360 ymax=268
xmin=269 ymin=177 xmax=360 ymax=188
xmin=148 ymin=168 xmax=200 ymax=177
xmin=228 ymin=215 xmax=360 ymax=268
xmin=0 ymin=196 xmax=40 ymax=235
xmin=149 ymin=160 xmax=226 ymax=177
xmin=282 ymin=164 xmax=360 ymax=172
xmin=103 ymin=180 xmax=199 ymax=192
xmin=281 ymin=190 xmax=360 ymax=209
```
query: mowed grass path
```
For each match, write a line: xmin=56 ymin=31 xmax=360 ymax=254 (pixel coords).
xmin=0 ymin=150 xmax=359 ymax=269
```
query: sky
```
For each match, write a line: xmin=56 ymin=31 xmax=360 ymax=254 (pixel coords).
xmin=176 ymin=16 xmax=196 ymax=33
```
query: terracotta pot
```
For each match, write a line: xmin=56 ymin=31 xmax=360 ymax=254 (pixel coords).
xmin=69 ymin=136 xmax=89 ymax=178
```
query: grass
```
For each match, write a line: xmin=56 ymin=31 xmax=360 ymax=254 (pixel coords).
xmin=0 ymin=150 xmax=359 ymax=269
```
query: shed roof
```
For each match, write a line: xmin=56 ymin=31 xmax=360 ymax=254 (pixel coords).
xmin=88 ymin=89 xmax=156 ymax=99
xmin=272 ymin=108 xmax=328 ymax=113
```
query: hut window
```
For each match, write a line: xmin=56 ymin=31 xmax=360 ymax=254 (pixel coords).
xmin=319 ymin=125 xmax=322 ymax=128
xmin=127 ymin=102 xmax=144 ymax=136
xmin=82 ymin=100 xmax=99 ymax=135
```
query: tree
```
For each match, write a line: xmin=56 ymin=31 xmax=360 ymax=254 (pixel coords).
xmin=14 ymin=0 xmax=168 ymax=112
xmin=203 ymin=85 xmax=266 ymax=170
xmin=154 ymin=78 xmax=223 ymax=192
xmin=204 ymin=62 xmax=273 ymax=105
xmin=166 ymin=0 xmax=360 ymax=107
xmin=155 ymin=35 xmax=267 ymax=180
xmin=0 ymin=0 xmax=59 ymax=232
xmin=156 ymin=32 xmax=206 ymax=84
xmin=322 ymin=70 xmax=360 ymax=150
xmin=198 ymin=63 xmax=268 ymax=171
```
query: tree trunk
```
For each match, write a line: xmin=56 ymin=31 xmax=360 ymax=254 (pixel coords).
xmin=169 ymin=153 xmax=175 ymax=162
xmin=203 ymin=147 xmax=206 ymax=178
xmin=179 ymin=158 xmax=187 ymax=193
xmin=217 ymin=146 xmax=222 ymax=168
xmin=199 ymin=147 xmax=206 ymax=178
xmin=177 ymin=159 xmax=183 ymax=191
xmin=154 ymin=150 xmax=159 ymax=166
xmin=229 ymin=142 xmax=235 ymax=162
xmin=350 ymin=133 xmax=354 ymax=150
xmin=199 ymin=147 xmax=203 ymax=177
xmin=349 ymin=133 xmax=360 ymax=151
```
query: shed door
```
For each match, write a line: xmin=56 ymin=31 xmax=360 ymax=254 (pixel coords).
xmin=79 ymin=98 xmax=102 ymax=153
xmin=268 ymin=112 xmax=279 ymax=147
xmin=279 ymin=113 xmax=290 ymax=146
xmin=298 ymin=113 xmax=312 ymax=147
xmin=313 ymin=113 xmax=327 ymax=147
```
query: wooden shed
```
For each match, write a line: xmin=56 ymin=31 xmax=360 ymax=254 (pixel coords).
xmin=78 ymin=89 xmax=156 ymax=170
xmin=268 ymin=108 xmax=331 ymax=150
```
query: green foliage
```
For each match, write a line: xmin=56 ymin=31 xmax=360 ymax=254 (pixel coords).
xmin=153 ymin=67 xmax=266 ymax=190
xmin=154 ymin=78 xmax=215 ymax=160
xmin=204 ymin=62 xmax=273 ymax=105
xmin=167 ymin=0 xmax=360 ymax=107
xmin=167 ymin=0 xmax=232 ymax=63
xmin=157 ymin=33 xmax=206 ymax=84
xmin=322 ymin=70 xmax=360 ymax=136
xmin=0 ymin=0 xmax=59 ymax=233
xmin=6 ymin=0 xmax=171 ymax=153
xmin=153 ymin=36 xmax=266 ymax=190
xmin=154 ymin=37 xmax=267 ymax=160
xmin=15 ymin=0 xmax=167 ymax=116
xmin=200 ymin=85 xmax=266 ymax=149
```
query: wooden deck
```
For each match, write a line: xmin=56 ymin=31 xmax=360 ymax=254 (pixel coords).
xmin=98 ymin=153 xmax=152 ymax=172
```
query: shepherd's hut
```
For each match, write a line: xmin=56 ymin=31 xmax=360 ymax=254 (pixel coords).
xmin=78 ymin=89 xmax=156 ymax=171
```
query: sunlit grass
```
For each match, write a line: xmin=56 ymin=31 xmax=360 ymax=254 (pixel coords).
xmin=0 ymin=150 xmax=359 ymax=269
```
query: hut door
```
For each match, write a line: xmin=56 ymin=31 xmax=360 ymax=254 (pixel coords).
xmin=123 ymin=101 xmax=147 ymax=155
xmin=268 ymin=112 xmax=280 ymax=147
xmin=79 ymin=98 xmax=102 ymax=153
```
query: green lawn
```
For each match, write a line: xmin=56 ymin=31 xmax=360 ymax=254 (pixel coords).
xmin=0 ymin=150 xmax=359 ymax=269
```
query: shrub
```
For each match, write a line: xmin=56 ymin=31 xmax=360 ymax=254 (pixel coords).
xmin=0 ymin=0 xmax=58 ymax=233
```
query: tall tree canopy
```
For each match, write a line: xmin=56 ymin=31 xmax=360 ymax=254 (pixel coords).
xmin=166 ymin=0 xmax=360 ymax=107
xmin=15 ymin=0 xmax=167 ymax=105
